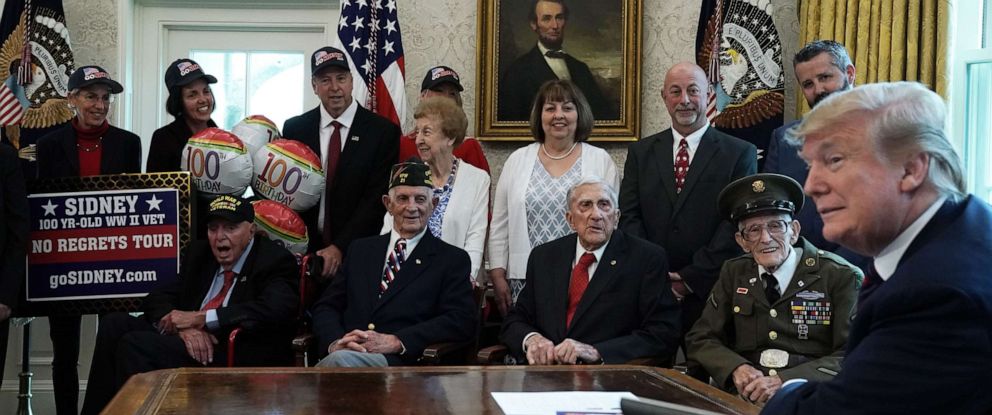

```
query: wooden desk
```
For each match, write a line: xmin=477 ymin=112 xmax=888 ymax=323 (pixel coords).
xmin=105 ymin=366 xmax=759 ymax=414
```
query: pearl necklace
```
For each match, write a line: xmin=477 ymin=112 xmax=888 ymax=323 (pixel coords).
xmin=77 ymin=138 xmax=103 ymax=153
xmin=541 ymin=141 xmax=578 ymax=160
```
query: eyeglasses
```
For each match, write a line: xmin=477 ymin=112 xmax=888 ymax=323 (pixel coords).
xmin=739 ymin=219 xmax=789 ymax=242
xmin=79 ymin=93 xmax=115 ymax=104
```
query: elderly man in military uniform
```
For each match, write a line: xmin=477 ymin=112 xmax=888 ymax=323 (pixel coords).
xmin=686 ymin=173 xmax=861 ymax=405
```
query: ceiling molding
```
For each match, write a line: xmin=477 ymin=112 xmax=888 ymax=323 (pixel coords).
xmin=135 ymin=0 xmax=337 ymax=9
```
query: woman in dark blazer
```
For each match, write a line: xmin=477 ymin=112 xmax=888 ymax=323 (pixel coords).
xmin=34 ymin=65 xmax=141 ymax=415
xmin=146 ymin=58 xmax=218 ymax=173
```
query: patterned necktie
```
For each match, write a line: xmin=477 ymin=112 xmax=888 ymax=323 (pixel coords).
xmin=762 ymin=272 xmax=781 ymax=304
xmin=858 ymin=262 xmax=883 ymax=310
xmin=567 ymin=252 xmax=597 ymax=328
xmin=202 ymin=270 xmax=235 ymax=311
xmin=380 ymin=238 xmax=407 ymax=295
xmin=674 ymin=138 xmax=690 ymax=193
xmin=322 ymin=121 xmax=343 ymax=245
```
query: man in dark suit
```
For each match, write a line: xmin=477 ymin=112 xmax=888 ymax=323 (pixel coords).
xmin=619 ymin=62 xmax=756 ymax=344
xmin=501 ymin=178 xmax=681 ymax=364
xmin=763 ymin=40 xmax=865 ymax=268
xmin=283 ymin=46 xmax=400 ymax=278
xmin=311 ymin=161 xmax=476 ymax=367
xmin=762 ymin=83 xmax=992 ymax=414
xmin=80 ymin=195 xmax=299 ymax=415
xmin=497 ymin=0 xmax=616 ymax=121
xmin=0 ymin=142 xmax=28 ymax=391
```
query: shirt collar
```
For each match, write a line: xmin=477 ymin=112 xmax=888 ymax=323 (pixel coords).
xmin=672 ymin=124 xmax=708 ymax=152
xmin=874 ymin=195 xmax=947 ymax=281
xmin=758 ymin=245 xmax=800 ymax=290
xmin=320 ymin=98 xmax=358 ymax=130
xmin=389 ymin=226 xmax=428 ymax=253
xmin=573 ymin=236 xmax=610 ymax=265
xmin=222 ymin=237 xmax=254 ymax=275
xmin=537 ymin=42 xmax=565 ymax=56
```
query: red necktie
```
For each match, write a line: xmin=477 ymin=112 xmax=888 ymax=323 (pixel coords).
xmin=201 ymin=270 xmax=235 ymax=311
xmin=674 ymin=138 xmax=689 ymax=193
xmin=566 ymin=252 xmax=597 ymax=328
xmin=322 ymin=121 xmax=343 ymax=245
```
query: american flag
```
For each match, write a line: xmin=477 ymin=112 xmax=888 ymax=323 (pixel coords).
xmin=333 ymin=0 xmax=407 ymax=128
xmin=0 ymin=80 xmax=24 ymax=125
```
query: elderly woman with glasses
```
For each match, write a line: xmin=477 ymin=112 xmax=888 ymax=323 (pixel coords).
xmin=685 ymin=173 xmax=861 ymax=406
xmin=34 ymin=65 xmax=140 ymax=415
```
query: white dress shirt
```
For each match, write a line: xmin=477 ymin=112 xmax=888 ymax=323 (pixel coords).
xmin=874 ymin=195 xmax=947 ymax=281
xmin=757 ymin=246 xmax=801 ymax=295
xmin=671 ymin=124 xmax=709 ymax=164
xmin=384 ymin=227 xmax=427 ymax=270
xmin=537 ymin=42 xmax=571 ymax=81
xmin=317 ymin=99 xmax=359 ymax=229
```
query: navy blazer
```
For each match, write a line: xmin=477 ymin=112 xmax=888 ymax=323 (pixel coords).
xmin=498 ymin=46 xmax=616 ymax=121
xmin=762 ymin=196 xmax=992 ymax=415
xmin=283 ymin=105 xmax=399 ymax=254
xmin=141 ymin=236 xmax=300 ymax=365
xmin=35 ymin=123 xmax=141 ymax=178
xmin=0 ymin=143 xmax=27 ymax=307
xmin=619 ymin=127 xmax=756 ymax=333
xmin=311 ymin=231 xmax=477 ymax=365
xmin=764 ymin=121 xmax=867 ymax=268
xmin=501 ymin=230 xmax=681 ymax=364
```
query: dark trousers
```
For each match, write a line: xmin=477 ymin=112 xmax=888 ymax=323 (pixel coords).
xmin=0 ymin=320 xmax=8 ymax=390
xmin=49 ymin=314 xmax=81 ymax=415
xmin=80 ymin=312 xmax=221 ymax=415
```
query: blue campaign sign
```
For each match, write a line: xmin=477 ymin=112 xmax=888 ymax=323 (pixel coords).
xmin=27 ymin=188 xmax=181 ymax=301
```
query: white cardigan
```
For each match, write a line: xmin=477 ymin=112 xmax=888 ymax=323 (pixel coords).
xmin=487 ymin=142 xmax=619 ymax=280
xmin=382 ymin=161 xmax=490 ymax=282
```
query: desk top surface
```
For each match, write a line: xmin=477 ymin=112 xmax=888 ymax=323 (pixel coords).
xmin=107 ymin=365 xmax=759 ymax=415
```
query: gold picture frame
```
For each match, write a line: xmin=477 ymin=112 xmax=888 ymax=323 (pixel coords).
xmin=476 ymin=0 xmax=642 ymax=142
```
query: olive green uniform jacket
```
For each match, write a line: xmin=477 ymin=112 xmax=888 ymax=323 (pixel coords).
xmin=686 ymin=237 xmax=862 ymax=390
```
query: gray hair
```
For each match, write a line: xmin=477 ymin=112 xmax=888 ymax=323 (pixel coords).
xmin=566 ymin=176 xmax=618 ymax=209
xmin=793 ymin=82 xmax=966 ymax=201
xmin=794 ymin=40 xmax=852 ymax=72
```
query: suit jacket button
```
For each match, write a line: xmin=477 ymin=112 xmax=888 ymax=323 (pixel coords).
xmin=770 ymin=309 xmax=778 ymax=318
xmin=733 ymin=306 xmax=741 ymax=313
xmin=368 ymin=323 xmax=375 ymax=330
xmin=768 ymin=331 xmax=778 ymax=340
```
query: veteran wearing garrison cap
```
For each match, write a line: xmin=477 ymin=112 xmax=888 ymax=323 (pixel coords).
xmin=311 ymin=161 xmax=477 ymax=367
xmin=686 ymin=173 xmax=861 ymax=405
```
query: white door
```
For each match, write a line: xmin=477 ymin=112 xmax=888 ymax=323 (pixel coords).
xmin=133 ymin=6 xmax=336 ymax=170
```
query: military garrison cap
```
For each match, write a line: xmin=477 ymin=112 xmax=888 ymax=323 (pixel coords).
xmin=388 ymin=160 xmax=433 ymax=189
xmin=718 ymin=173 xmax=804 ymax=223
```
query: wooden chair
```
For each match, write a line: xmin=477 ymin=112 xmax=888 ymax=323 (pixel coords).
xmin=418 ymin=284 xmax=488 ymax=365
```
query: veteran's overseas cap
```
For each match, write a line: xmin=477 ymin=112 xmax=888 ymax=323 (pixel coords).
xmin=718 ymin=173 xmax=804 ymax=223
xmin=206 ymin=195 xmax=255 ymax=224
xmin=388 ymin=161 xmax=432 ymax=189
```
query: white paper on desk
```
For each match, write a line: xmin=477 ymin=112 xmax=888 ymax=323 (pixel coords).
xmin=491 ymin=391 xmax=637 ymax=415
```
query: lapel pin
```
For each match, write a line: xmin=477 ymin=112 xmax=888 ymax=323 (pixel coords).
xmin=805 ymin=258 xmax=816 ymax=267
xmin=610 ymin=260 xmax=616 ymax=266
xmin=240 ymin=276 xmax=247 ymax=282
xmin=749 ymin=277 xmax=757 ymax=285
xmin=415 ymin=259 xmax=422 ymax=265
xmin=797 ymin=280 xmax=805 ymax=287
xmin=351 ymin=136 xmax=360 ymax=141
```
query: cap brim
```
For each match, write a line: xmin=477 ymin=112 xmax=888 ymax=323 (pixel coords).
xmin=174 ymin=73 xmax=218 ymax=88
xmin=76 ymin=79 xmax=124 ymax=94
xmin=205 ymin=211 xmax=250 ymax=224
xmin=424 ymin=79 xmax=464 ymax=92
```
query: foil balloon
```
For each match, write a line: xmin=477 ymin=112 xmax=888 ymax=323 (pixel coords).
xmin=251 ymin=139 xmax=325 ymax=211
xmin=181 ymin=128 xmax=253 ymax=196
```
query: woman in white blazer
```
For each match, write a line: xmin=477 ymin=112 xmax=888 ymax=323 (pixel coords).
xmin=487 ymin=80 xmax=619 ymax=315
xmin=382 ymin=96 xmax=489 ymax=283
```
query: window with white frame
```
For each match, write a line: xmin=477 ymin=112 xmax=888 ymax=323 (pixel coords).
xmin=952 ymin=0 xmax=992 ymax=202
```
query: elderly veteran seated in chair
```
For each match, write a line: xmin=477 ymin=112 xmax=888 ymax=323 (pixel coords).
xmin=686 ymin=173 xmax=860 ymax=405
xmin=500 ymin=177 xmax=681 ymax=365
xmin=311 ymin=161 xmax=477 ymax=367
xmin=81 ymin=195 xmax=299 ymax=415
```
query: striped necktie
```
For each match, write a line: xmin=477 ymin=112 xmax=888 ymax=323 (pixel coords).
xmin=380 ymin=238 xmax=407 ymax=295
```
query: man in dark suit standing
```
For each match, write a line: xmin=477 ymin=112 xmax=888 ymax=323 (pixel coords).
xmin=283 ymin=46 xmax=400 ymax=278
xmin=764 ymin=40 xmax=865 ymax=268
xmin=0 ymin=142 xmax=28 ymax=391
xmin=311 ymin=161 xmax=476 ymax=367
xmin=80 ymin=196 xmax=299 ymax=415
xmin=619 ymin=62 xmax=756 ymax=344
xmin=762 ymin=83 xmax=992 ymax=414
xmin=498 ymin=0 xmax=616 ymax=121
xmin=501 ymin=178 xmax=680 ymax=365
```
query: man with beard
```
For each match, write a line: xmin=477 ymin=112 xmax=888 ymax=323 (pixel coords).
xmin=619 ymin=62 xmax=756 ymax=370
xmin=497 ymin=0 xmax=616 ymax=121
xmin=764 ymin=41 xmax=865 ymax=267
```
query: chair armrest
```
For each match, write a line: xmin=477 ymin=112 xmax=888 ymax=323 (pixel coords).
xmin=626 ymin=356 xmax=674 ymax=368
xmin=227 ymin=327 xmax=242 ymax=367
xmin=293 ymin=332 xmax=315 ymax=353
xmin=419 ymin=341 xmax=471 ymax=365
xmin=476 ymin=344 xmax=509 ymax=365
